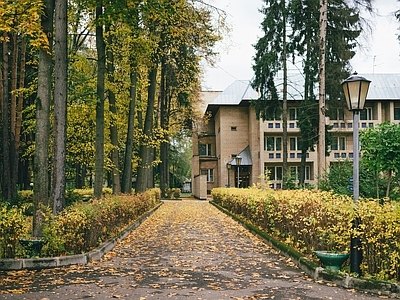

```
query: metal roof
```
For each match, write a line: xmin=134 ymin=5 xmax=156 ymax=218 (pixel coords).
xmin=229 ymin=146 xmax=252 ymax=166
xmin=206 ymin=73 xmax=400 ymax=107
xmin=363 ymin=73 xmax=400 ymax=100
xmin=209 ymin=80 xmax=258 ymax=105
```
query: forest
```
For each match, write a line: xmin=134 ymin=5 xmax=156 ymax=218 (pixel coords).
xmin=0 ymin=0 xmax=224 ymax=222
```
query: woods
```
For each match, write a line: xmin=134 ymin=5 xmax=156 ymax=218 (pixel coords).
xmin=0 ymin=0 xmax=223 ymax=235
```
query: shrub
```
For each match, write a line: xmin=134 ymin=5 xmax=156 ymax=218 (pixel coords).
xmin=0 ymin=204 xmax=30 ymax=258
xmin=211 ymin=187 xmax=400 ymax=281
xmin=0 ymin=189 xmax=161 ymax=258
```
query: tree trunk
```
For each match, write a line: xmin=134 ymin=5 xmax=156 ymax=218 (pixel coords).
xmin=318 ymin=0 xmax=327 ymax=182
xmin=136 ymin=68 xmax=157 ymax=193
xmin=121 ymin=63 xmax=137 ymax=194
xmin=52 ymin=0 xmax=68 ymax=214
xmin=10 ymin=33 xmax=18 ymax=197
xmin=282 ymin=3 xmax=288 ymax=189
xmin=1 ymin=34 xmax=11 ymax=201
xmin=106 ymin=29 xmax=121 ymax=194
xmin=33 ymin=0 xmax=55 ymax=237
xmin=159 ymin=60 xmax=168 ymax=197
xmin=94 ymin=2 xmax=106 ymax=199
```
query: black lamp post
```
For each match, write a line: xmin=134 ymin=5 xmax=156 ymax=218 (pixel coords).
xmin=235 ymin=155 xmax=242 ymax=188
xmin=227 ymin=162 xmax=231 ymax=187
xmin=341 ymin=72 xmax=371 ymax=276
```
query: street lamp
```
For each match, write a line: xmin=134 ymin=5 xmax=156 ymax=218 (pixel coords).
xmin=341 ymin=71 xmax=371 ymax=276
xmin=227 ymin=162 xmax=231 ymax=187
xmin=235 ymin=155 xmax=242 ymax=188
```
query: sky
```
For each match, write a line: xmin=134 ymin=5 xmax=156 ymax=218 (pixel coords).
xmin=201 ymin=0 xmax=400 ymax=91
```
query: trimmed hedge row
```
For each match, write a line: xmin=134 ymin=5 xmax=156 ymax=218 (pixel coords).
xmin=211 ymin=187 xmax=400 ymax=281
xmin=0 ymin=188 xmax=161 ymax=258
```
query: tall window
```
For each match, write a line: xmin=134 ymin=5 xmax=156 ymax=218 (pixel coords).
xmin=265 ymin=165 xmax=283 ymax=180
xmin=289 ymin=137 xmax=302 ymax=151
xmin=395 ymin=107 xmax=400 ymax=120
xmin=207 ymin=169 xmax=214 ymax=182
xmin=264 ymin=135 xmax=282 ymax=151
xmin=360 ymin=107 xmax=373 ymax=120
xmin=331 ymin=137 xmax=346 ymax=151
xmin=199 ymin=143 xmax=212 ymax=156
xmin=289 ymin=108 xmax=298 ymax=120
xmin=290 ymin=166 xmax=311 ymax=180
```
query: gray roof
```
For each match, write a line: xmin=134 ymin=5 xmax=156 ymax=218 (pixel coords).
xmin=206 ymin=73 xmax=400 ymax=107
xmin=229 ymin=146 xmax=252 ymax=166
xmin=363 ymin=73 xmax=400 ymax=100
xmin=209 ymin=80 xmax=258 ymax=105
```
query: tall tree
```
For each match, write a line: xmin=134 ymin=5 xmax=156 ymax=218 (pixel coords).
xmin=94 ymin=1 xmax=106 ymax=198
xmin=252 ymin=0 xmax=289 ymax=187
xmin=52 ymin=0 xmax=68 ymax=214
xmin=33 ymin=0 xmax=55 ymax=237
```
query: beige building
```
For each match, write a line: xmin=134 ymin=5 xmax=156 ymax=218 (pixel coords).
xmin=192 ymin=74 xmax=400 ymax=198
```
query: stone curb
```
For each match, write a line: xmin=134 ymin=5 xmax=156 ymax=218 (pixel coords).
xmin=210 ymin=201 xmax=400 ymax=299
xmin=0 ymin=202 xmax=163 ymax=271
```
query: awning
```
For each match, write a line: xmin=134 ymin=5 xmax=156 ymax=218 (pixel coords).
xmin=229 ymin=146 xmax=252 ymax=166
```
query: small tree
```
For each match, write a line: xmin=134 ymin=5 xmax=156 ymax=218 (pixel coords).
xmin=360 ymin=121 xmax=400 ymax=198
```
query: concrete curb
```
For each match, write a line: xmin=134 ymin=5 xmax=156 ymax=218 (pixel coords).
xmin=0 ymin=202 xmax=163 ymax=271
xmin=210 ymin=201 xmax=400 ymax=298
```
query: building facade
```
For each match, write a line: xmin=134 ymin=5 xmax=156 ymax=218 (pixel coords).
xmin=192 ymin=74 xmax=400 ymax=197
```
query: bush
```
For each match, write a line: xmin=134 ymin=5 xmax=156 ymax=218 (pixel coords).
xmin=211 ymin=187 xmax=400 ymax=281
xmin=0 ymin=204 xmax=30 ymax=258
xmin=0 ymin=189 xmax=161 ymax=258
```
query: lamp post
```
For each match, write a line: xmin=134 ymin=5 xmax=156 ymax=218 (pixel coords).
xmin=341 ymin=71 xmax=371 ymax=276
xmin=235 ymin=155 xmax=242 ymax=188
xmin=227 ymin=162 xmax=231 ymax=187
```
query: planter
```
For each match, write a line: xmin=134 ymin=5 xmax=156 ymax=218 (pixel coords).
xmin=19 ymin=238 xmax=46 ymax=258
xmin=315 ymin=250 xmax=349 ymax=271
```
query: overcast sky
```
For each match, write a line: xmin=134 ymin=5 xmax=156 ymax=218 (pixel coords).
xmin=201 ymin=0 xmax=400 ymax=91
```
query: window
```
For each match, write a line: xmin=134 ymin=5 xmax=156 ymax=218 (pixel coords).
xmin=290 ymin=166 xmax=311 ymax=181
xmin=264 ymin=135 xmax=282 ymax=151
xmin=360 ymin=107 xmax=373 ymax=120
xmin=395 ymin=107 xmax=400 ymax=120
xmin=289 ymin=137 xmax=302 ymax=151
xmin=201 ymin=169 xmax=214 ymax=182
xmin=331 ymin=137 xmax=346 ymax=151
xmin=199 ymin=143 xmax=212 ymax=156
xmin=207 ymin=169 xmax=214 ymax=182
xmin=330 ymin=108 xmax=344 ymax=120
xmin=265 ymin=164 xmax=283 ymax=180
xmin=289 ymin=108 xmax=298 ymax=120
xmin=231 ymin=126 xmax=237 ymax=131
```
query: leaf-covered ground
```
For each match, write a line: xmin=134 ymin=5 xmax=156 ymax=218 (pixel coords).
xmin=0 ymin=200 xmax=386 ymax=299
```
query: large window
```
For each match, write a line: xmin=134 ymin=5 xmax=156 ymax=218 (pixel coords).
xmin=360 ymin=107 xmax=373 ymax=120
xmin=265 ymin=165 xmax=283 ymax=180
xmin=264 ymin=135 xmax=282 ymax=151
xmin=199 ymin=143 xmax=212 ymax=156
xmin=290 ymin=166 xmax=311 ymax=181
xmin=289 ymin=137 xmax=302 ymax=151
xmin=331 ymin=137 xmax=346 ymax=151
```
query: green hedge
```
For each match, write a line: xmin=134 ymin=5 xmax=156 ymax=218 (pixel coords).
xmin=0 ymin=188 xmax=161 ymax=258
xmin=211 ymin=187 xmax=400 ymax=281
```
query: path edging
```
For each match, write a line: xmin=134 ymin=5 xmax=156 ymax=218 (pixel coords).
xmin=210 ymin=200 xmax=400 ymax=298
xmin=0 ymin=202 xmax=163 ymax=271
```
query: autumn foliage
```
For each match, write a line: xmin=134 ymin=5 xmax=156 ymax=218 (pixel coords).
xmin=0 ymin=188 xmax=161 ymax=259
xmin=211 ymin=187 xmax=400 ymax=281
